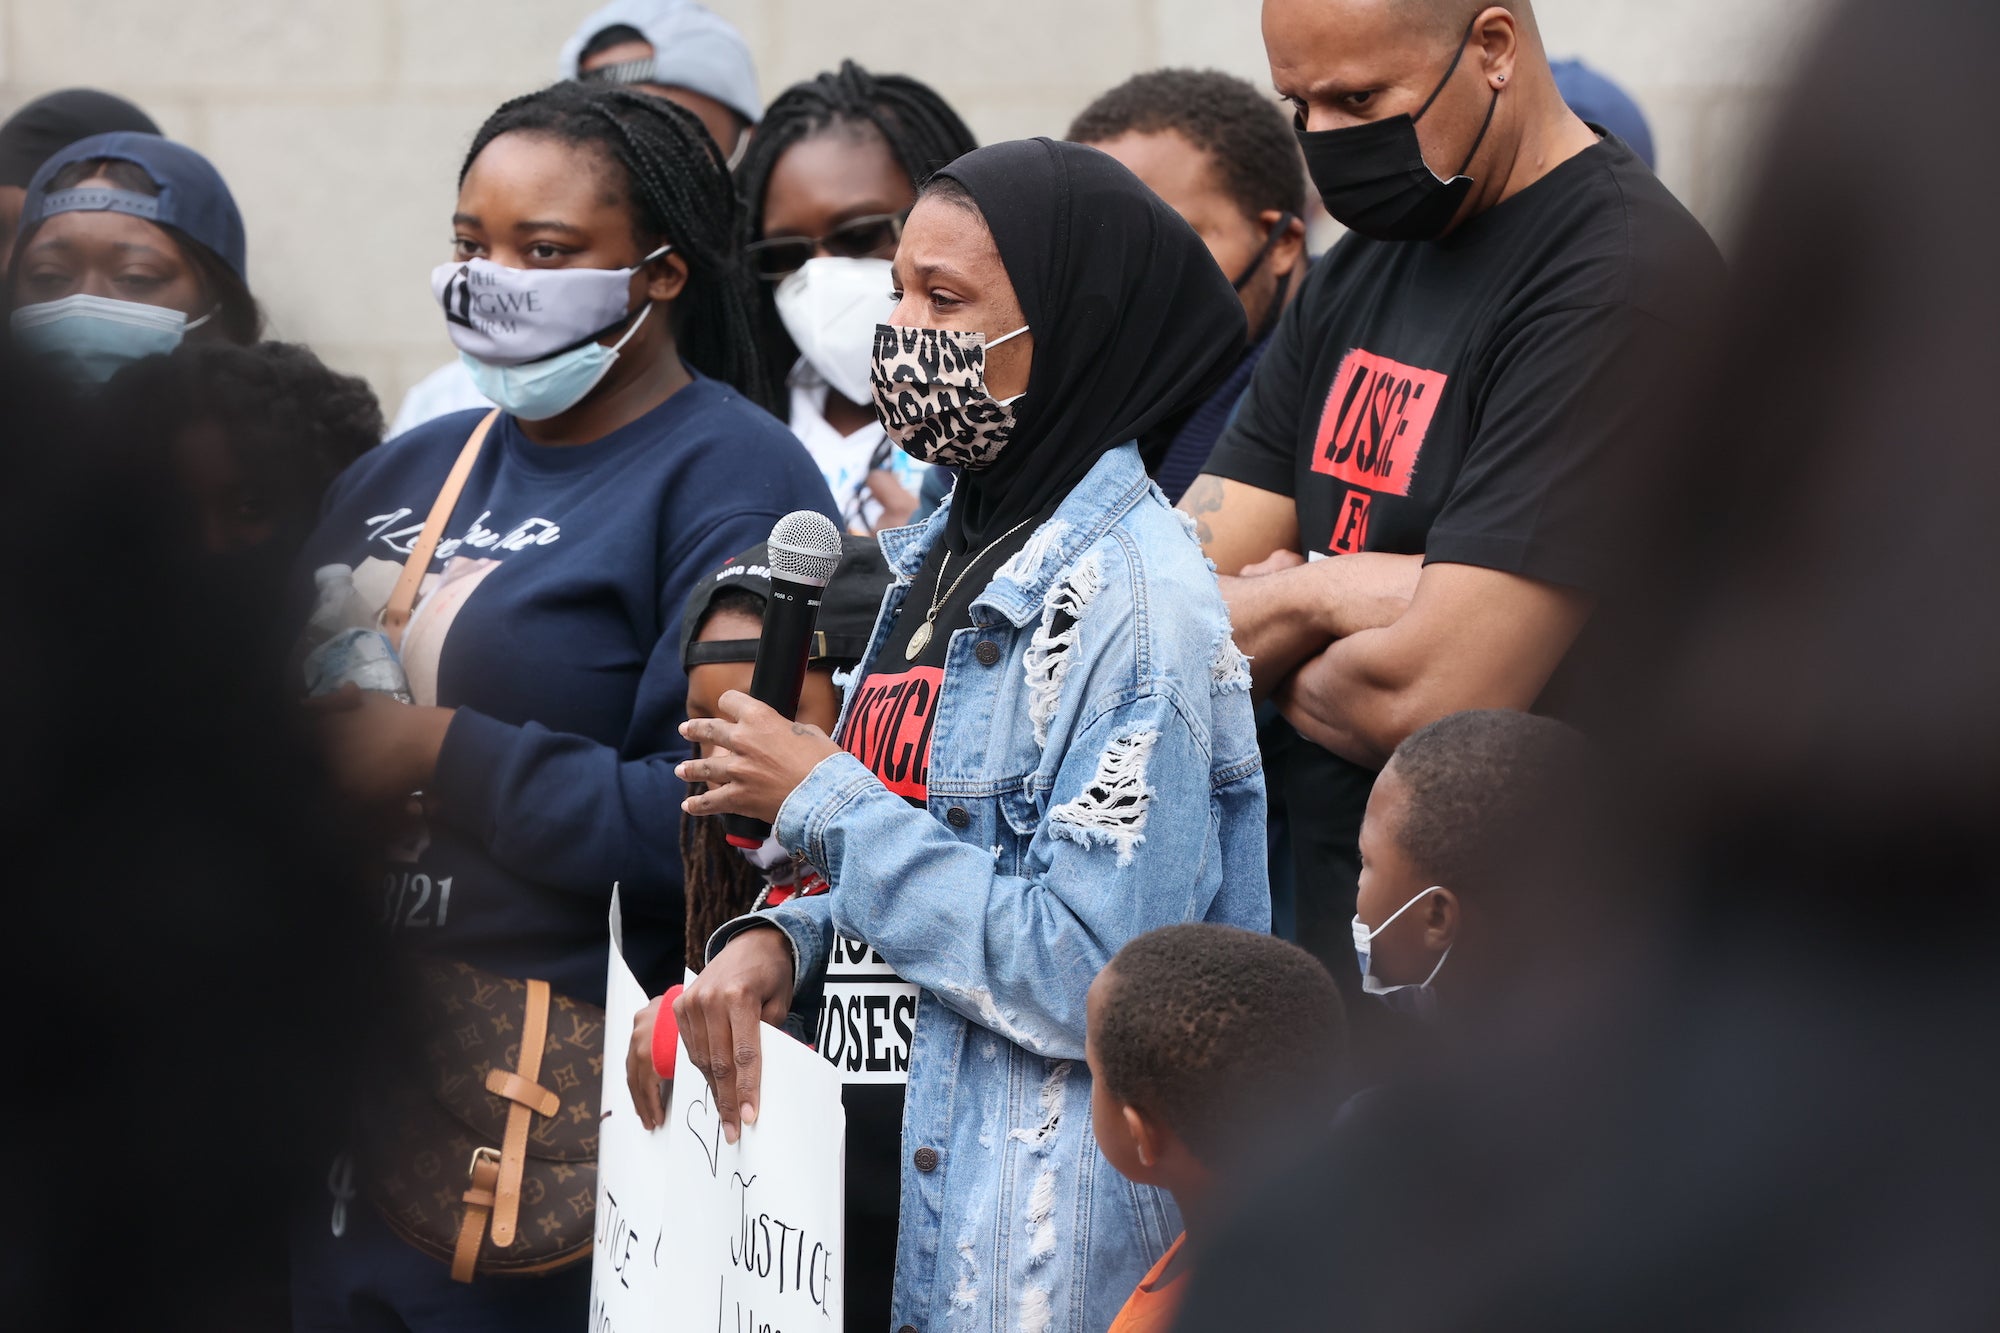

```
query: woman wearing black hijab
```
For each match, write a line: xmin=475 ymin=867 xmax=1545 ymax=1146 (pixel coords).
xmin=670 ymin=138 xmax=1271 ymax=1332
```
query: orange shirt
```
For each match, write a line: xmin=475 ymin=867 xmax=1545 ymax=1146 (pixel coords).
xmin=1107 ymin=1231 xmax=1190 ymax=1333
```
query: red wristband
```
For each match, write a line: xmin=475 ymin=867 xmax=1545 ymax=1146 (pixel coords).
xmin=650 ymin=983 xmax=685 ymax=1080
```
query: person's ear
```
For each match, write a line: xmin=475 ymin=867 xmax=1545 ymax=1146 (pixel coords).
xmin=1121 ymin=1104 xmax=1173 ymax=1173
xmin=1258 ymin=209 xmax=1310 ymax=281
xmin=642 ymin=248 xmax=690 ymax=304
xmin=1425 ymin=887 xmax=1460 ymax=951
xmin=1473 ymin=6 xmax=1519 ymax=91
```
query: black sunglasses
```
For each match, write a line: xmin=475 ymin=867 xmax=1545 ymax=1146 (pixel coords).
xmin=745 ymin=212 xmax=905 ymax=281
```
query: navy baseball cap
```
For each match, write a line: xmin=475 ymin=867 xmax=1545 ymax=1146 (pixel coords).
xmin=18 ymin=131 xmax=246 ymax=280
xmin=681 ymin=534 xmax=893 ymax=672
xmin=1551 ymin=59 xmax=1657 ymax=172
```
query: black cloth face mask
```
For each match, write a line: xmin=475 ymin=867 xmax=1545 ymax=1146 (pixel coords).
xmin=1230 ymin=210 xmax=1298 ymax=346
xmin=1296 ymin=18 xmax=1501 ymax=242
xmin=1229 ymin=210 xmax=1298 ymax=292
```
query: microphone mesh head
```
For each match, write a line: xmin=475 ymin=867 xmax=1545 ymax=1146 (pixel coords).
xmin=766 ymin=510 xmax=842 ymax=587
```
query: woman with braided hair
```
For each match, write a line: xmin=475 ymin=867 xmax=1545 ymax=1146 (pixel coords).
xmin=290 ymin=82 xmax=835 ymax=1329
xmin=736 ymin=61 xmax=978 ymax=533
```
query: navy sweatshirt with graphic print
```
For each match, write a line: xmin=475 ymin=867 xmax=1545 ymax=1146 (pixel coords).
xmin=298 ymin=376 xmax=838 ymax=1004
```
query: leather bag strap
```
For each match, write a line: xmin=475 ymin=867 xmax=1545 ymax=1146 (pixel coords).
xmin=381 ymin=409 xmax=499 ymax=653
xmin=451 ymin=1148 xmax=501 ymax=1283
xmin=485 ymin=1068 xmax=559 ymax=1118
xmin=489 ymin=978 xmax=553 ymax=1248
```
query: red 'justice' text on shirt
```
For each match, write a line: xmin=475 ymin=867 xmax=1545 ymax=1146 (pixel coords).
xmin=842 ymin=665 xmax=943 ymax=802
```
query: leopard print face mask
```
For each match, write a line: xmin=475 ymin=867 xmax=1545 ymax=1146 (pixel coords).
xmin=869 ymin=322 xmax=1029 ymax=469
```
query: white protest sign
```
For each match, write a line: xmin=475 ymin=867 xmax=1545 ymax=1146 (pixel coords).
xmin=659 ymin=997 xmax=846 ymax=1333
xmin=590 ymin=890 xmax=674 ymax=1333
xmin=590 ymin=891 xmax=847 ymax=1333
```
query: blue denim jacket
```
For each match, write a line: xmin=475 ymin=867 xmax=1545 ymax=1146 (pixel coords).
xmin=715 ymin=443 xmax=1268 ymax=1333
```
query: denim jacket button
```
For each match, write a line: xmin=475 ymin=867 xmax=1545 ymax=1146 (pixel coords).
xmin=898 ymin=1326 xmax=919 ymax=1333
xmin=974 ymin=639 xmax=1002 ymax=666
xmin=945 ymin=806 xmax=971 ymax=829
xmin=914 ymin=1146 xmax=940 ymax=1172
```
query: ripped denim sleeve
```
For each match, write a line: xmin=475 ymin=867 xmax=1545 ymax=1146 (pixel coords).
xmin=1046 ymin=727 xmax=1160 ymax=867
xmin=1022 ymin=548 xmax=1102 ymax=750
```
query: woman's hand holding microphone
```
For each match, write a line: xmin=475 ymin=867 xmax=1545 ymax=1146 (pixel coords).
xmin=653 ymin=689 xmax=827 ymax=1142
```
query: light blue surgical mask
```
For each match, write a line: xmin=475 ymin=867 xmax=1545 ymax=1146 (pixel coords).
xmin=10 ymin=293 xmax=212 ymax=384
xmin=1353 ymin=887 xmax=1451 ymax=1019
xmin=459 ymin=302 xmax=652 ymax=422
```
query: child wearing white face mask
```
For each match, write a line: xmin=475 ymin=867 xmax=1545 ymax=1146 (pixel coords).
xmin=1353 ymin=709 xmax=1594 ymax=1024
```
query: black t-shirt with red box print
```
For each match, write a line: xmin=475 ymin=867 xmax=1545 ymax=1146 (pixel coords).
xmin=1204 ymin=132 xmax=1723 ymax=966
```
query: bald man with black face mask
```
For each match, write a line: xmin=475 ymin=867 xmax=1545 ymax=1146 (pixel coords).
xmin=1180 ymin=1 xmax=1722 ymax=983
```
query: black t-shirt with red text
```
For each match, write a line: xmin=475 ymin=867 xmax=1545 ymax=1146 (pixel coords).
xmin=1203 ymin=132 xmax=1723 ymax=969
xmin=843 ymin=661 xmax=944 ymax=804
xmin=1207 ymin=133 xmax=1720 ymax=577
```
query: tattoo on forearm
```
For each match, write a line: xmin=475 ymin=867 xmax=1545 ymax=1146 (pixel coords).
xmin=1181 ymin=475 xmax=1225 ymax=547
xmin=791 ymin=723 xmax=815 ymax=736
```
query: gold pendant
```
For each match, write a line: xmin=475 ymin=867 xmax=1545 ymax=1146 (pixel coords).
xmin=905 ymin=619 xmax=934 ymax=660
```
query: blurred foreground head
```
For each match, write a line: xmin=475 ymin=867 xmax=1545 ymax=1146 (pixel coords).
xmin=107 ymin=340 xmax=381 ymax=565
xmin=1176 ymin=1 xmax=2000 ymax=1326
xmin=1599 ymin=2 xmax=2000 ymax=943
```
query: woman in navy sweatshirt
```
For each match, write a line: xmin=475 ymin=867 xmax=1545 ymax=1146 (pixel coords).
xmin=290 ymin=83 xmax=835 ymax=1330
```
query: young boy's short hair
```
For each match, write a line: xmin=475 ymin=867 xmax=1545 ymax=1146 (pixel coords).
xmin=1096 ymin=924 xmax=1345 ymax=1161
xmin=1391 ymin=710 xmax=1594 ymax=900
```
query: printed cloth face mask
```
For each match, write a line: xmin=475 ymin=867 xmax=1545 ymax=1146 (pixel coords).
xmin=1353 ymin=887 xmax=1452 ymax=1017
xmin=431 ymin=245 xmax=670 ymax=421
xmin=10 ymin=293 xmax=210 ymax=383
xmin=1295 ymin=15 xmax=1501 ymax=242
xmin=775 ymin=256 xmax=895 ymax=408
xmin=868 ymin=322 xmax=1029 ymax=469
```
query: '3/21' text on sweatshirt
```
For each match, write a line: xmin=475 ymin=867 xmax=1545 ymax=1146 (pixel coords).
xmin=298 ymin=376 xmax=838 ymax=1003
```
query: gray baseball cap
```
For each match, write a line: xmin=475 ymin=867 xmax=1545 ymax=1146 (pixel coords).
xmin=559 ymin=0 xmax=762 ymax=127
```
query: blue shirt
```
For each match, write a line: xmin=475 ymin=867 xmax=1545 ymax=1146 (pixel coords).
xmin=299 ymin=376 xmax=837 ymax=1003
xmin=1151 ymin=334 xmax=1273 ymax=506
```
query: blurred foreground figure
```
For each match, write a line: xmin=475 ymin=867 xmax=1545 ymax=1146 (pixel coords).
xmin=1176 ymin=1 xmax=2000 ymax=1328
xmin=0 ymin=354 xmax=380 ymax=1328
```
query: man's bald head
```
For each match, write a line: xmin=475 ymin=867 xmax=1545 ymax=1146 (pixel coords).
xmin=1397 ymin=0 xmax=1535 ymax=42
xmin=1266 ymin=0 xmax=1586 ymax=234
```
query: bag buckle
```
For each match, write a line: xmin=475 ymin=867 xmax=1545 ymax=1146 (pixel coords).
xmin=466 ymin=1145 xmax=500 ymax=1181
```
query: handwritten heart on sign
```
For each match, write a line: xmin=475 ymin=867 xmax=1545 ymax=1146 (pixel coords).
xmin=685 ymin=1093 xmax=724 ymax=1179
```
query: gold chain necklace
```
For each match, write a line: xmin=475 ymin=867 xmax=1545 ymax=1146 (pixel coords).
xmin=904 ymin=516 xmax=1039 ymax=661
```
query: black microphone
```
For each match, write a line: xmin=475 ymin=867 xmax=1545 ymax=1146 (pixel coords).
xmin=722 ymin=510 xmax=843 ymax=849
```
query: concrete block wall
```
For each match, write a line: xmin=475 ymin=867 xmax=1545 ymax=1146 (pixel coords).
xmin=0 ymin=0 xmax=1829 ymax=418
